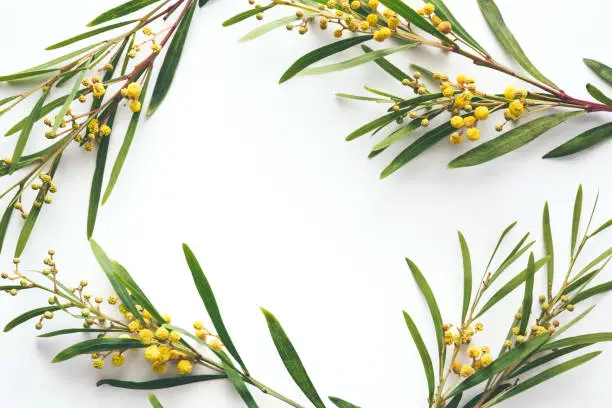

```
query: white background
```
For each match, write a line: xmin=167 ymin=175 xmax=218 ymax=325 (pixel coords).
xmin=1 ymin=0 xmax=611 ymax=407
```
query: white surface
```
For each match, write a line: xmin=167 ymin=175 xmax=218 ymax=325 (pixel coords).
xmin=1 ymin=0 xmax=611 ymax=407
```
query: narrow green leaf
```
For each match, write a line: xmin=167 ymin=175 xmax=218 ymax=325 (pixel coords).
xmin=4 ymin=306 xmax=62 ymax=332
xmin=591 ymin=219 xmax=612 ymax=237
xmin=361 ymin=45 xmax=412 ymax=82
xmin=89 ymin=239 xmax=143 ymax=322
xmin=549 ymin=305 xmax=595 ymax=341
xmin=182 ymin=243 xmax=248 ymax=373
xmin=493 ymin=352 xmax=601 ymax=405
xmin=518 ymin=253 xmax=536 ymax=335
xmin=102 ymin=70 xmax=152 ymax=204
xmin=445 ymin=394 xmax=462 ymax=408
xmin=403 ymin=311 xmax=435 ymax=403
xmin=381 ymin=121 xmax=454 ymax=178
xmin=51 ymin=64 xmax=89 ymax=136
xmin=574 ymin=246 xmax=612 ymax=279
xmin=88 ymin=0 xmax=163 ymax=26
xmin=379 ymin=0 xmax=454 ymax=46
xmin=147 ymin=1 xmax=197 ymax=115
xmin=97 ymin=375 xmax=226 ymax=389
xmin=584 ymin=58 xmax=612 ymax=86
xmin=486 ymin=221 xmax=518 ymax=271
xmin=449 ymin=111 xmax=581 ymax=168
xmin=346 ymin=108 xmax=409 ymax=141
xmin=458 ymin=231 xmax=472 ymax=323
xmin=542 ymin=332 xmax=612 ymax=351
xmin=0 ymin=194 xmax=18 ymax=254
xmin=586 ymin=84 xmax=612 ymax=105
xmin=0 ymin=69 xmax=58 ymax=82
xmin=10 ymin=89 xmax=51 ymax=173
xmin=261 ymin=308 xmax=326 ymax=408
xmin=300 ymin=43 xmax=416 ymax=76
xmin=112 ymin=261 xmax=165 ymax=325
xmin=280 ymin=35 xmax=372 ymax=83
xmin=222 ymin=5 xmax=276 ymax=27
xmin=336 ymin=93 xmax=394 ymax=103
xmin=329 ymin=397 xmax=360 ymax=408
xmin=424 ymin=0 xmax=488 ymax=56
xmin=447 ymin=334 xmax=549 ymax=397
xmin=239 ymin=15 xmax=304 ymax=43
xmin=477 ymin=0 xmax=558 ymax=88
xmin=475 ymin=257 xmax=548 ymax=318
xmin=544 ymin=122 xmax=612 ymax=158
xmin=47 ymin=20 xmax=138 ymax=50
xmin=542 ymin=202 xmax=554 ymax=300
xmin=53 ymin=338 xmax=146 ymax=362
xmin=0 ymin=94 xmax=19 ymax=107
xmin=571 ymin=185 xmax=583 ymax=255
xmin=562 ymin=272 xmax=598 ymax=297
xmin=149 ymin=393 xmax=164 ymax=408
xmin=461 ymin=384 xmax=510 ymax=408
xmin=222 ymin=359 xmax=259 ymax=408
xmin=364 ymin=86 xmax=402 ymax=100
xmin=0 ymin=285 xmax=35 ymax=291
xmin=405 ymin=258 xmax=444 ymax=370
xmin=509 ymin=344 xmax=590 ymax=378
xmin=409 ymin=64 xmax=435 ymax=81
xmin=12 ymin=43 xmax=102 ymax=74
xmin=573 ymin=281 xmax=612 ymax=304
xmin=370 ymin=118 xmax=422 ymax=153
xmin=38 ymin=328 xmax=123 ymax=337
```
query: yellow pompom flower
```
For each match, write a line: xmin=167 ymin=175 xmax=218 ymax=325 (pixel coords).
xmin=423 ymin=3 xmax=435 ymax=15
xmin=481 ymin=346 xmax=490 ymax=354
xmin=504 ymin=85 xmax=516 ymax=99
xmin=463 ymin=116 xmax=476 ymax=127
xmin=373 ymin=27 xmax=391 ymax=42
xmin=481 ymin=353 xmax=493 ymax=367
xmin=474 ymin=106 xmax=489 ymax=120
xmin=139 ymin=329 xmax=154 ymax=345
xmin=431 ymin=15 xmax=442 ymax=27
xmin=155 ymin=327 xmax=169 ymax=341
xmin=456 ymin=73 xmax=467 ymax=85
xmin=193 ymin=321 xmax=204 ymax=330
xmin=112 ymin=353 xmax=125 ymax=367
xmin=437 ymin=21 xmax=451 ymax=34
xmin=128 ymin=320 xmax=142 ymax=332
xmin=475 ymin=322 xmax=484 ymax=331
xmin=158 ymin=346 xmax=171 ymax=363
xmin=442 ymin=86 xmax=455 ymax=97
xmin=333 ymin=29 xmax=343 ymax=38
xmin=130 ymin=100 xmax=142 ymax=113
xmin=509 ymin=100 xmax=524 ymax=116
xmin=350 ymin=0 xmax=360 ymax=9
xmin=88 ymin=119 xmax=99 ymax=134
xmin=151 ymin=42 xmax=162 ymax=54
xmin=108 ymin=296 xmax=119 ymax=305
xmin=196 ymin=329 xmax=208 ymax=341
xmin=144 ymin=345 xmax=161 ymax=362
xmin=450 ymin=116 xmax=464 ymax=129
xmin=460 ymin=364 xmax=474 ymax=377
xmin=126 ymin=83 xmax=142 ymax=100
xmin=503 ymin=340 xmax=513 ymax=348
xmin=100 ymin=125 xmax=111 ymax=137
xmin=152 ymin=362 xmax=168 ymax=374
xmin=467 ymin=346 xmax=481 ymax=359
xmin=92 ymin=358 xmax=105 ymax=369
xmin=366 ymin=14 xmax=378 ymax=25
xmin=450 ymin=132 xmax=462 ymax=144
xmin=387 ymin=17 xmax=400 ymax=30
xmin=142 ymin=26 xmax=153 ymax=36
xmin=359 ymin=21 xmax=370 ymax=30
xmin=169 ymin=331 xmax=181 ymax=343
xmin=367 ymin=0 xmax=378 ymax=8
xmin=177 ymin=360 xmax=193 ymax=375
xmin=421 ymin=118 xmax=430 ymax=127
xmin=516 ymin=335 xmax=526 ymax=343
xmin=466 ymin=128 xmax=480 ymax=141
xmin=161 ymin=313 xmax=172 ymax=323
xmin=452 ymin=361 xmax=462 ymax=374
xmin=208 ymin=337 xmax=224 ymax=351
xmin=92 ymin=83 xmax=106 ymax=98
xmin=383 ymin=9 xmax=395 ymax=18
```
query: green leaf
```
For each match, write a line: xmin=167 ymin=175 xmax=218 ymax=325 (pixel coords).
xmin=149 ymin=393 xmax=164 ymax=408
xmin=0 ymin=95 xmax=19 ymax=108
xmin=424 ymin=0 xmax=488 ymax=56
xmin=403 ymin=311 xmax=435 ymax=403
xmin=329 ymin=397 xmax=360 ymax=408
xmin=38 ymin=328 xmax=123 ymax=337
xmin=336 ymin=93 xmax=394 ymax=103
xmin=147 ymin=1 xmax=197 ymax=115
xmin=51 ymin=64 xmax=89 ymax=136
xmin=476 ymin=0 xmax=558 ymax=89
xmin=381 ymin=121 xmax=454 ymax=179
xmin=584 ymin=58 xmax=612 ymax=86
xmin=0 ymin=69 xmax=58 ymax=82
xmin=9 ymin=88 xmax=51 ymax=173
xmin=405 ymin=258 xmax=444 ymax=371
xmin=261 ymin=308 xmax=326 ymax=408
xmin=280 ymin=35 xmax=372 ymax=83
xmin=239 ymin=15 xmax=305 ymax=43
xmin=0 ymin=194 xmax=18 ymax=254
xmin=379 ymin=0 xmax=454 ymax=46
xmin=509 ymin=344 xmax=590 ymax=378
xmin=102 ymin=69 xmax=152 ymax=204
xmin=542 ymin=332 xmax=612 ymax=351
xmin=475 ymin=257 xmax=548 ymax=318
xmin=300 ymin=43 xmax=416 ymax=76
xmin=518 ymin=253 xmax=535 ymax=335
xmin=447 ymin=334 xmax=549 ymax=398
xmin=14 ymin=149 xmax=64 ymax=256
xmin=573 ymin=281 xmax=612 ymax=304
xmin=574 ymin=246 xmax=612 ymax=279
xmin=222 ymin=358 xmax=259 ymax=408
xmin=485 ymin=221 xmax=518 ymax=271
xmin=47 ymin=20 xmax=138 ymax=50
xmin=370 ymin=118 xmax=422 ymax=153
xmin=571 ymin=185 xmax=583 ymax=255
xmin=492 ymin=351 xmax=601 ymax=405
xmin=449 ymin=111 xmax=581 ymax=168
xmin=445 ymin=394 xmax=462 ymax=408
xmin=591 ymin=218 xmax=612 ymax=237
xmin=458 ymin=231 xmax=472 ymax=323
xmin=4 ymin=305 xmax=62 ymax=332
xmin=542 ymin=202 xmax=554 ymax=300
xmin=182 ymin=243 xmax=248 ymax=373
xmin=222 ymin=5 xmax=276 ymax=27
xmin=543 ymin=122 xmax=612 ymax=158
xmin=53 ymin=338 xmax=146 ymax=362
xmin=461 ymin=384 xmax=510 ymax=408
xmin=199 ymin=0 xmax=210 ymax=7
xmin=97 ymin=375 xmax=226 ymax=389
xmin=562 ymin=272 xmax=598 ymax=297
xmin=89 ymin=239 xmax=143 ymax=322
xmin=346 ymin=108 xmax=409 ymax=141
xmin=549 ymin=305 xmax=595 ymax=341
xmin=361 ymin=45 xmax=412 ymax=82
xmin=12 ymin=43 xmax=102 ymax=74
xmin=88 ymin=0 xmax=164 ymax=26
xmin=586 ymin=84 xmax=612 ymax=105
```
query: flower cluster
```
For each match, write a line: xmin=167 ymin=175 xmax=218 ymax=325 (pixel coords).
xmin=443 ymin=322 xmax=494 ymax=379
